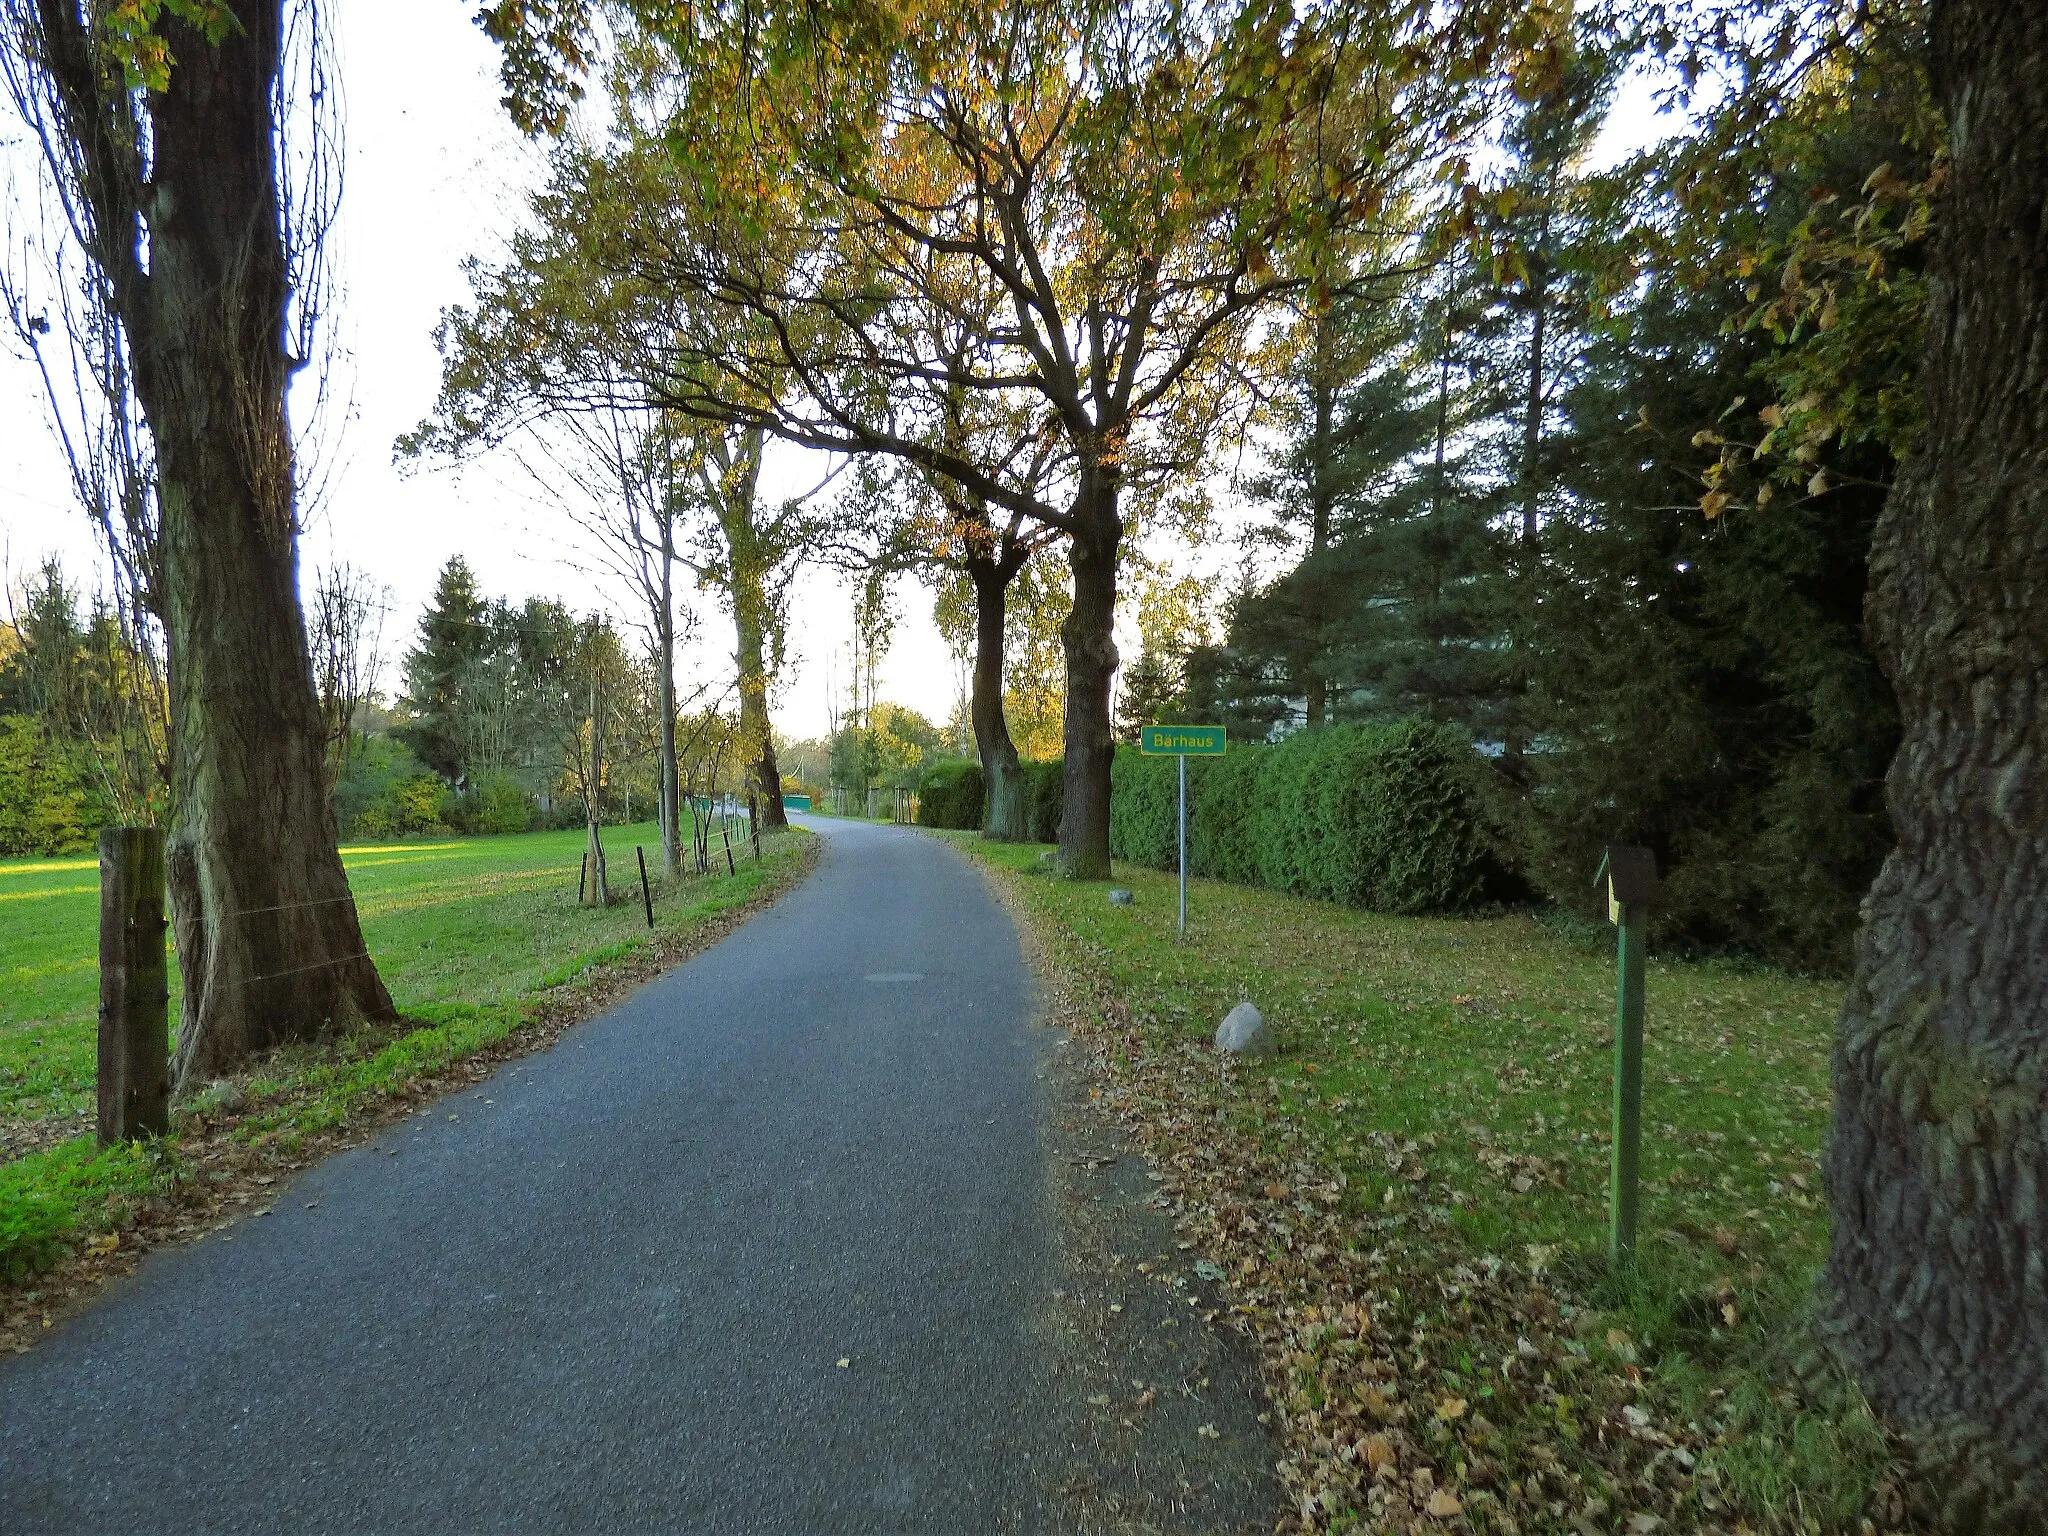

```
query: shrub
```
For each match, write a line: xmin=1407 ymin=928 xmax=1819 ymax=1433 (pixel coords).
xmin=1109 ymin=721 xmax=1489 ymax=915
xmin=1109 ymin=749 xmax=1179 ymax=869
xmin=1193 ymin=748 xmax=1266 ymax=885
xmin=1023 ymin=757 xmax=1064 ymax=843
xmin=468 ymin=771 xmax=535 ymax=835
xmin=0 ymin=715 xmax=96 ymax=856
xmin=917 ymin=758 xmax=985 ymax=830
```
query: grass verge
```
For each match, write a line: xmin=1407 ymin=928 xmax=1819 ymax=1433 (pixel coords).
xmin=0 ymin=824 xmax=816 ymax=1345
xmin=952 ymin=834 xmax=1911 ymax=1536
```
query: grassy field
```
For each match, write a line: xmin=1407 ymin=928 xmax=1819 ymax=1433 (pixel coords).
xmin=0 ymin=822 xmax=812 ymax=1285
xmin=1 ymin=822 xmax=769 ymax=1121
xmin=953 ymin=836 xmax=1890 ymax=1534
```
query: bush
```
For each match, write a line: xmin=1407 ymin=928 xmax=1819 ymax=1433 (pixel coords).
xmin=1023 ymin=757 xmax=1064 ymax=843
xmin=466 ymin=770 xmax=536 ymax=835
xmin=1109 ymin=720 xmax=1489 ymax=915
xmin=917 ymin=758 xmax=985 ymax=830
xmin=1109 ymin=749 xmax=1179 ymax=868
xmin=0 ymin=715 xmax=96 ymax=856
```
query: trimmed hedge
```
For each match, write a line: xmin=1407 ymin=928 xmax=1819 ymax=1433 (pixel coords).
xmin=1109 ymin=719 xmax=1489 ymax=914
xmin=918 ymin=759 xmax=985 ymax=830
xmin=1023 ymin=758 xmax=1064 ymax=843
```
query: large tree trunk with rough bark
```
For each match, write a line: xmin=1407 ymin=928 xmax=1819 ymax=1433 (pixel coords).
xmin=715 ymin=434 xmax=787 ymax=831
xmin=1822 ymin=6 xmax=2048 ymax=1528
xmin=1057 ymin=460 xmax=1121 ymax=878
xmin=118 ymin=7 xmax=393 ymax=1085
xmin=967 ymin=552 xmax=1028 ymax=841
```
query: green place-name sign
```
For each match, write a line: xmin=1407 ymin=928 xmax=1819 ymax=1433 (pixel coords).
xmin=1140 ymin=724 xmax=1227 ymax=756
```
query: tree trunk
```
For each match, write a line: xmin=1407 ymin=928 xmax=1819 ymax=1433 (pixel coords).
xmin=733 ymin=600 xmax=786 ymax=829
xmin=123 ymin=7 xmax=393 ymax=1085
xmin=967 ymin=552 xmax=1028 ymax=840
xmin=583 ymin=673 xmax=609 ymax=905
xmin=1822 ymin=7 xmax=2048 ymax=1527
xmin=584 ymin=815 xmax=610 ymax=906
xmin=1057 ymin=460 xmax=1121 ymax=878
xmin=1304 ymin=347 xmax=1337 ymax=729
xmin=716 ymin=432 xmax=788 ymax=831
xmin=1521 ymin=214 xmax=1551 ymax=550
xmin=656 ymin=563 xmax=682 ymax=879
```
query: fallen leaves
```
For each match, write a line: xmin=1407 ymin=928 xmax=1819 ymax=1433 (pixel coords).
xmin=1425 ymin=1487 xmax=1464 ymax=1518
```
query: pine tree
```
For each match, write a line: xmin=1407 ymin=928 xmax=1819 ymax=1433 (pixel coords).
xmin=399 ymin=557 xmax=491 ymax=782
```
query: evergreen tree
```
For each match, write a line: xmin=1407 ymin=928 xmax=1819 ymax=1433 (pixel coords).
xmin=399 ymin=556 xmax=491 ymax=782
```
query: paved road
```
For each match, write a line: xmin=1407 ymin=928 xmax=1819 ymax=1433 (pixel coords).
xmin=1 ymin=817 xmax=1081 ymax=1534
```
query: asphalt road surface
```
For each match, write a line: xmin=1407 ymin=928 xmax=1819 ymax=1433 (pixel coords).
xmin=0 ymin=817 xmax=1098 ymax=1534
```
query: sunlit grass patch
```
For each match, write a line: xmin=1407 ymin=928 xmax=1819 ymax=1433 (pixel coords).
xmin=0 ymin=823 xmax=814 ymax=1284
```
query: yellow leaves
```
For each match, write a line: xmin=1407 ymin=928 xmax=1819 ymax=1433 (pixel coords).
xmin=1757 ymin=403 xmax=1785 ymax=430
xmin=1362 ymin=1432 xmax=1397 ymax=1473
xmin=1435 ymin=1395 xmax=1467 ymax=1422
xmin=1426 ymin=1487 xmax=1464 ymax=1518
xmin=1700 ymin=491 xmax=1733 ymax=521
xmin=84 ymin=1233 xmax=120 ymax=1256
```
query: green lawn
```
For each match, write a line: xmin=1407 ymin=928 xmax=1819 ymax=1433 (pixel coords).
xmin=953 ymin=836 xmax=1887 ymax=1532
xmin=2 ymin=822 xmax=810 ymax=1285
xmin=0 ymin=823 xmax=764 ymax=1121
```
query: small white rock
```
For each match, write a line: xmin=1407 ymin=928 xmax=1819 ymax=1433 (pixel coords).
xmin=1214 ymin=1001 xmax=1274 ymax=1058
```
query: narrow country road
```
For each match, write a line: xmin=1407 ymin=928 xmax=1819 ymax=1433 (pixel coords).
xmin=0 ymin=818 xmax=1110 ymax=1533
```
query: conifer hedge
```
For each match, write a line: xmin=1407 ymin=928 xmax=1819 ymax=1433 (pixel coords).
xmin=1109 ymin=719 xmax=1488 ymax=914
xmin=917 ymin=758 xmax=985 ymax=830
xmin=1023 ymin=758 xmax=1064 ymax=843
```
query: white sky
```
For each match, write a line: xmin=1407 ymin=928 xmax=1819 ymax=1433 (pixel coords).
xmin=0 ymin=0 xmax=964 ymax=741
xmin=0 ymin=14 xmax=1677 ymax=743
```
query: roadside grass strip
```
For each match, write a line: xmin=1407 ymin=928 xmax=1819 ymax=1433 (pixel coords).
xmin=954 ymin=835 xmax=1905 ymax=1536
xmin=0 ymin=824 xmax=816 ymax=1305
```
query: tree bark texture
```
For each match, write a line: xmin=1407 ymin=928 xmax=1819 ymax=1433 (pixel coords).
xmin=733 ymin=600 xmax=785 ymax=829
xmin=107 ymin=7 xmax=392 ymax=1084
xmin=1058 ymin=459 xmax=1121 ymax=879
xmin=1823 ymin=6 xmax=2048 ymax=1527
xmin=715 ymin=435 xmax=787 ymax=830
xmin=968 ymin=552 xmax=1029 ymax=841
xmin=655 ymin=568 xmax=682 ymax=879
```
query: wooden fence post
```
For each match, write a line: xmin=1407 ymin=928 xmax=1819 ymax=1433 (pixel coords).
xmin=636 ymin=845 xmax=654 ymax=929
xmin=748 ymin=794 xmax=761 ymax=861
xmin=98 ymin=826 xmax=169 ymax=1144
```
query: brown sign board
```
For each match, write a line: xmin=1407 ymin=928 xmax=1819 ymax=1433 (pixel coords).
xmin=1594 ymin=846 xmax=1660 ymax=923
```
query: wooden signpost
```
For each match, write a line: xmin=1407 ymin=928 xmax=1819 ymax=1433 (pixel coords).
xmin=1139 ymin=725 xmax=1227 ymax=935
xmin=98 ymin=826 xmax=169 ymax=1144
xmin=1594 ymin=845 xmax=1660 ymax=1265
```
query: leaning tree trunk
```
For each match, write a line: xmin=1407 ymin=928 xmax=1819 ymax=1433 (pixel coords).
xmin=125 ymin=6 xmax=393 ymax=1085
xmin=1057 ymin=458 xmax=1122 ymax=878
xmin=1822 ymin=6 xmax=2048 ymax=1528
xmin=967 ymin=553 xmax=1029 ymax=841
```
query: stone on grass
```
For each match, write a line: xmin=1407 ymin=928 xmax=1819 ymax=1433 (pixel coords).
xmin=1214 ymin=1002 xmax=1274 ymax=1058
xmin=195 ymin=1080 xmax=246 ymax=1114
xmin=1108 ymin=888 xmax=1135 ymax=906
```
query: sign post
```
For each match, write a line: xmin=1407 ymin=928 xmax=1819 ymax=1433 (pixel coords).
xmin=1594 ymin=846 xmax=1660 ymax=1266
xmin=1139 ymin=725 xmax=1227 ymax=936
